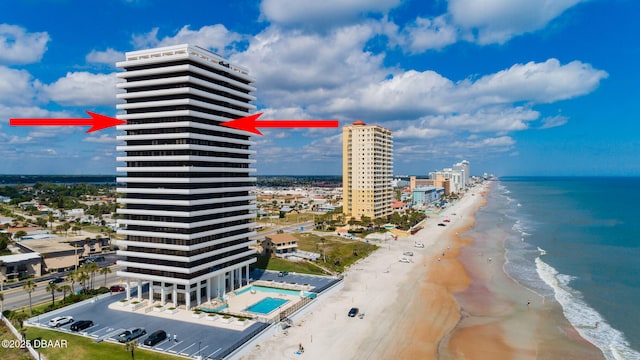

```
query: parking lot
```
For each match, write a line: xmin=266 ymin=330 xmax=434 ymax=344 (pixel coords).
xmin=29 ymin=270 xmax=340 ymax=359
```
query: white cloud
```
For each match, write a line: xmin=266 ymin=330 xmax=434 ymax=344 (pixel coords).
xmin=464 ymin=59 xmax=609 ymax=104
xmin=86 ymin=48 xmax=124 ymax=65
xmin=452 ymin=135 xmax=516 ymax=150
xmin=448 ymin=0 xmax=586 ymax=45
xmin=40 ymin=72 xmax=120 ymax=106
xmin=0 ymin=66 xmax=38 ymax=105
xmin=260 ymin=0 xmax=400 ymax=28
xmin=132 ymin=25 xmax=242 ymax=55
xmin=83 ymin=134 xmax=120 ymax=144
xmin=0 ymin=24 xmax=50 ymax=64
xmin=404 ymin=15 xmax=459 ymax=52
xmin=394 ymin=125 xmax=449 ymax=139
xmin=420 ymin=107 xmax=540 ymax=133
xmin=540 ymin=115 xmax=569 ymax=129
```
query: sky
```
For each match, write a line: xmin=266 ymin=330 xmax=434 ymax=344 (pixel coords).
xmin=0 ymin=0 xmax=638 ymax=177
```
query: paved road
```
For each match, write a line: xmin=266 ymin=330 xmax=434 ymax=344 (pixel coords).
xmin=2 ymin=268 xmax=124 ymax=312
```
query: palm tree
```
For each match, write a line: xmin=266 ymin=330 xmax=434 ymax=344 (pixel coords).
xmin=77 ymin=271 xmax=90 ymax=293
xmin=66 ymin=271 xmax=77 ymax=294
xmin=46 ymin=282 xmax=58 ymax=306
xmin=100 ymin=266 xmax=112 ymax=287
xmin=22 ymin=280 xmax=36 ymax=315
xmin=57 ymin=284 xmax=71 ymax=301
xmin=124 ymin=340 xmax=138 ymax=360
xmin=85 ymin=262 xmax=99 ymax=290
xmin=10 ymin=311 xmax=29 ymax=328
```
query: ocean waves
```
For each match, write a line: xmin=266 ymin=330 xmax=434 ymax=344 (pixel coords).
xmin=536 ymin=257 xmax=640 ymax=360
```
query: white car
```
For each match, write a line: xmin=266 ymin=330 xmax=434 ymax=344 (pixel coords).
xmin=399 ymin=257 xmax=411 ymax=263
xmin=48 ymin=316 xmax=73 ymax=327
xmin=414 ymin=242 xmax=425 ymax=248
xmin=403 ymin=251 xmax=414 ymax=256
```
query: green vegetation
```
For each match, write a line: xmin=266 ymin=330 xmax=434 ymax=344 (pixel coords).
xmin=0 ymin=321 xmax=30 ymax=360
xmin=253 ymin=255 xmax=327 ymax=275
xmin=25 ymin=327 xmax=181 ymax=360
xmin=253 ymin=232 xmax=379 ymax=275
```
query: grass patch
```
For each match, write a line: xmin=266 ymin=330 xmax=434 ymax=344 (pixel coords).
xmin=253 ymin=255 xmax=327 ymax=275
xmin=293 ymin=233 xmax=378 ymax=273
xmin=0 ymin=322 xmax=30 ymax=360
xmin=25 ymin=327 xmax=181 ymax=360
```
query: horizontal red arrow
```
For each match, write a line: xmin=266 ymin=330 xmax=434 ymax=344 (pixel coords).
xmin=9 ymin=111 xmax=127 ymax=133
xmin=221 ymin=113 xmax=339 ymax=135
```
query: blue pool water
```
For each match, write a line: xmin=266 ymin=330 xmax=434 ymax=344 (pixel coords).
xmin=244 ymin=297 xmax=289 ymax=314
xmin=235 ymin=285 xmax=317 ymax=298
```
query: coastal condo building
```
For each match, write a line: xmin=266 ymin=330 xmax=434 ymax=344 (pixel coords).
xmin=114 ymin=44 xmax=257 ymax=309
xmin=342 ymin=121 xmax=393 ymax=220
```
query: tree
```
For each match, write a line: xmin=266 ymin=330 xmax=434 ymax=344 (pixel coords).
xmin=125 ymin=340 xmax=138 ymax=360
xmin=66 ymin=271 xmax=77 ymax=294
xmin=46 ymin=282 xmax=58 ymax=306
xmin=14 ymin=230 xmax=27 ymax=240
xmin=100 ymin=266 xmax=112 ymax=287
xmin=9 ymin=311 xmax=29 ymax=328
xmin=23 ymin=280 xmax=36 ymax=315
xmin=0 ymin=291 xmax=4 ymax=315
xmin=84 ymin=262 xmax=99 ymax=290
xmin=72 ymin=224 xmax=82 ymax=235
xmin=77 ymin=271 xmax=90 ymax=293
xmin=36 ymin=217 xmax=48 ymax=229
xmin=57 ymin=284 xmax=72 ymax=301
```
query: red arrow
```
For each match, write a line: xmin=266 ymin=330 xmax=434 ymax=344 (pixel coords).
xmin=9 ymin=111 xmax=127 ymax=133
xmin=221 ymin=113 xmax=339 ymax=135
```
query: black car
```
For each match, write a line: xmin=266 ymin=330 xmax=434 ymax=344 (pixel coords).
xmin=118 ymin=328 xmax=146 ymax=343
xmin=143 ymin=330 xmax=167 ymax=346
xmin=70 ymin=320 xmax=93 ymax=331
xmin=49 ymin=277 xmax=64 ymax=284
xmin=348 ymin=307 xmax=359 ymax=317
xmin=278 ymin=271 xmax=289 ymax=277
xmin=438 ymin=223 xmax=446 ymax=227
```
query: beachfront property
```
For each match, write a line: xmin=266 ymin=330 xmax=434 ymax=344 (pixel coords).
xmin=261 ymin=233 xmax=298 ymax=256
xmin=114 ymin=44 xmax=258 ymax=309
xmin=342 ymin=120 xmax=393 ymax=220
xmin=429 ymin=167 xmax=466 ymax=194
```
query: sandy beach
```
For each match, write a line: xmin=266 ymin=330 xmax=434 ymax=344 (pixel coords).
xmin=241 ymin=183 xmax=603 ymax=360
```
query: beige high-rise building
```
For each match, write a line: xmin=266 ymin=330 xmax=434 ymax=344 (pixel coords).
xmin=342 ymin=120 xmax=393 ymax=220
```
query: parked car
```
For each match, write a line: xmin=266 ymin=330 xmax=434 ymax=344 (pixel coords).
xmin=348 ymin=307 xmax=359 ymax=317
xmin=438 ymin=223 xmax=446 ymax=227
xmin=443 ymin=219 xmax=451 ymax=222
xmin=70 ymin=320 xmax=93 ymax=331
xmin=49 ymin=277 xmax=64 ymax=284
xmin=118 ymin=328 xmax=146 ymax=343
xmin=399 ymin=257 xmax=411 ymax=263
xmin=278 ymin=271 xmax=289 ymax=277
xmin=110 ymin=285 xmax=125 ymax=292
xmin=403 ymin=251 xmax=414 ymax=256
xmin=48 ymin=316 xmax=73 ymax=327
xmin=143 ymin=330 xmax=167 ymax=346
xmin=414 ymin=242 xmax=425 ymax=248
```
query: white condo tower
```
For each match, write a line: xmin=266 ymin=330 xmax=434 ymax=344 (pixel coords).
xmin=114 ymin=44 xmax=257 ymax=309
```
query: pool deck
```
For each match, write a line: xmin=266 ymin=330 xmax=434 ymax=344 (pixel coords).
xmin=107 ymin=281 xmax=310 ymax=329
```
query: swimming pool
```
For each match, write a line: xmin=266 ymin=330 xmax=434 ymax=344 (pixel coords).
xmin=244 ymin=297 xmax=289 ymax=314
xmin=235 ymin=285 xmax=316 ymax=298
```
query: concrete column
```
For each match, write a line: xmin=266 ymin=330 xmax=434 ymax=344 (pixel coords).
xmin=137 ymin=282 xmax=142 ymax=301
xmin=126 ymin=278 xmax=131 ymax=300
xmin=246 ymin=265 xmax=250 ymax=284
xmin=185 ymin=288 xmax=191 ymax=310
xmin=206 ymin=278 xmax=212 ymax=302
xmin=196 ymin=282 xmax=201 ymax=306
xmin=160 ymin=282 xmax=166 ymax=305
xmin=172 ymin=286 xmax=177 ymax=307
xmin=229 ymin=270 xmax=236 ymax=291
xmin=149 ymin=282 xmax=153 ymax=302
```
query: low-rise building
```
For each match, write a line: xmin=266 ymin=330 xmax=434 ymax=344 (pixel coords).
xmin=262 ymin=233 xmax=299 ymax=256
xmin=0 ymin=253 xmax=42 ymax=281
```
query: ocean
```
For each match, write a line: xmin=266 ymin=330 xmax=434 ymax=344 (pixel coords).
xmin=476 ymin=177 xmax=640 ymax=360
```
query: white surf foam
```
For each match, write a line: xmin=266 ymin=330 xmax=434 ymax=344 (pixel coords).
xmin=536 ymin=257 xmax=640 ymax=360
xmin=537 ymin=246 xmax=546 ymax=256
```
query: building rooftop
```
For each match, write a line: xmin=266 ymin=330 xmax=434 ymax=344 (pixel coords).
xmin=265 ymin=233 xmax=298 ymax=244
xmin=0 ymin=252 xmax=42 ymax=264
xmin=352 ymin=120 xmax=366 ymax=125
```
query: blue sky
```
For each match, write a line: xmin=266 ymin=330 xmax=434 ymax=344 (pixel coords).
xmin=0 ymin=0 xmax=637 ymax=176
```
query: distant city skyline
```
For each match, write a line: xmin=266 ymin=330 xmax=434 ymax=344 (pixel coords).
xmin=0 ymin=1 xmax=638 ymax=176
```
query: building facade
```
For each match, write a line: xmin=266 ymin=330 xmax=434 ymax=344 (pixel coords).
xmin=115 ymin=44 xmax=257 ymax=309
xmin=342 ymin=121 xmax=393 ymax=220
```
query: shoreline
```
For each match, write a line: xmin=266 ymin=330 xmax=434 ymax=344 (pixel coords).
xmin=241 ymin=182 xmax=603 ymax=359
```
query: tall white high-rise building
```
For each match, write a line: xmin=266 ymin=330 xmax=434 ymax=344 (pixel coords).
xmin=114 ymin=44 xmax=257 ymax=309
